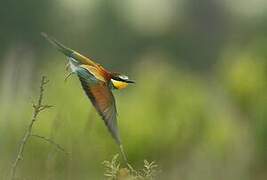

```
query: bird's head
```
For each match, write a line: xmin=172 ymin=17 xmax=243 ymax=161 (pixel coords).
xmin=110 ymin=73 xmax=135 ymax=90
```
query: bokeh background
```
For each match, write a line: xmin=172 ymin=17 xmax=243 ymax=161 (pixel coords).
xmin=1 ymin=0 xmax=267 ymax=179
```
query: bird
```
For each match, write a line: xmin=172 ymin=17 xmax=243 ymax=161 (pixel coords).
xmin=41 ymin=33 xmax=134 ymax=162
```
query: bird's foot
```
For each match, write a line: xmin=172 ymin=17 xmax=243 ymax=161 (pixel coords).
xmin=64 ymin=72 xmax=74 ymax=82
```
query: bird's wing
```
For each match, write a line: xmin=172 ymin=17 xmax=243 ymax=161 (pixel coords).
xmin=80 ymin=64 xmax=106 ymax=82
xmin=77 ymin=67 xmax=121 ymax=144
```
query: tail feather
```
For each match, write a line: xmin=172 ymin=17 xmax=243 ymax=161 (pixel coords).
xmin=41 ymin=32 xmax=97 ymax=66
xmin=41 ymin=32 xmax=73 ymax=57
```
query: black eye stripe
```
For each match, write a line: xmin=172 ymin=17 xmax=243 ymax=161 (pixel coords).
xmin=112 ymin=77 xmax=121 ymax=81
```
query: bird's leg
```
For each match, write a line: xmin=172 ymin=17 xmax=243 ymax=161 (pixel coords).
xmin=64 ymin=62 xmax=75 ymax=82
xmin=65 ymin=62 xmax=70 ymax=71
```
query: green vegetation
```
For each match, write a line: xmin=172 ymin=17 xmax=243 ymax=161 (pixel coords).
xmin=103 ymin=154 xmax=160 ymax=180
xmin=1 ymin=56 xmax=267 ymax=179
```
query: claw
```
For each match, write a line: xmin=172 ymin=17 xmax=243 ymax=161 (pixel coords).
xmin=64 ymin=72 xmax=74 ymax=82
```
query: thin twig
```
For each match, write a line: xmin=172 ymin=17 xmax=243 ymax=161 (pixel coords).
xmin=9 ymin=76 xmax=61 ymax=180
xmin=119 ymin=144 xmax=128 ymax=165
xmin=31 ymin=134 xmax=68 ymax=154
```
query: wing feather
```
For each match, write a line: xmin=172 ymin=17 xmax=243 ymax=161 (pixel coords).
xmin=77 ymin=68 xmax=121 ymax=144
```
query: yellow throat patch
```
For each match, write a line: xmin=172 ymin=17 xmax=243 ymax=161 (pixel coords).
xmin=111 ymin=79 xmax=128 ymax=90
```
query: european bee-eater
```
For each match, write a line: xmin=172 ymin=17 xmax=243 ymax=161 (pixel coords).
xmin=41 ymin=33 xmax=134 ymax=162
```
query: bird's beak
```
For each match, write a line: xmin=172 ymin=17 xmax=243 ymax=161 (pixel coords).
xmin=126 ymin=80 xmax=135 ymax=83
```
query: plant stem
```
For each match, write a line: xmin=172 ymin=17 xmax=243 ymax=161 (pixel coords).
xmin=9 ymin=76 xmax=53 ymax=180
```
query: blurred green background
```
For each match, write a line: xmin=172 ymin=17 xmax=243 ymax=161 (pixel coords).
xmin=1 ymin=0 xmax=267 ymax=179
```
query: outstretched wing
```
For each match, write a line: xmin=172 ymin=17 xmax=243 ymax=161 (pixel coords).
xmin=77 ymin=67 xmax=121 ymax=144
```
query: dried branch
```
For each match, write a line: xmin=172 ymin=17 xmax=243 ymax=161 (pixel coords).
xmin=31 ymin=134 xmax=68 ymax=154
xmin=9 ymin=76 xmax=65 ymax=180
